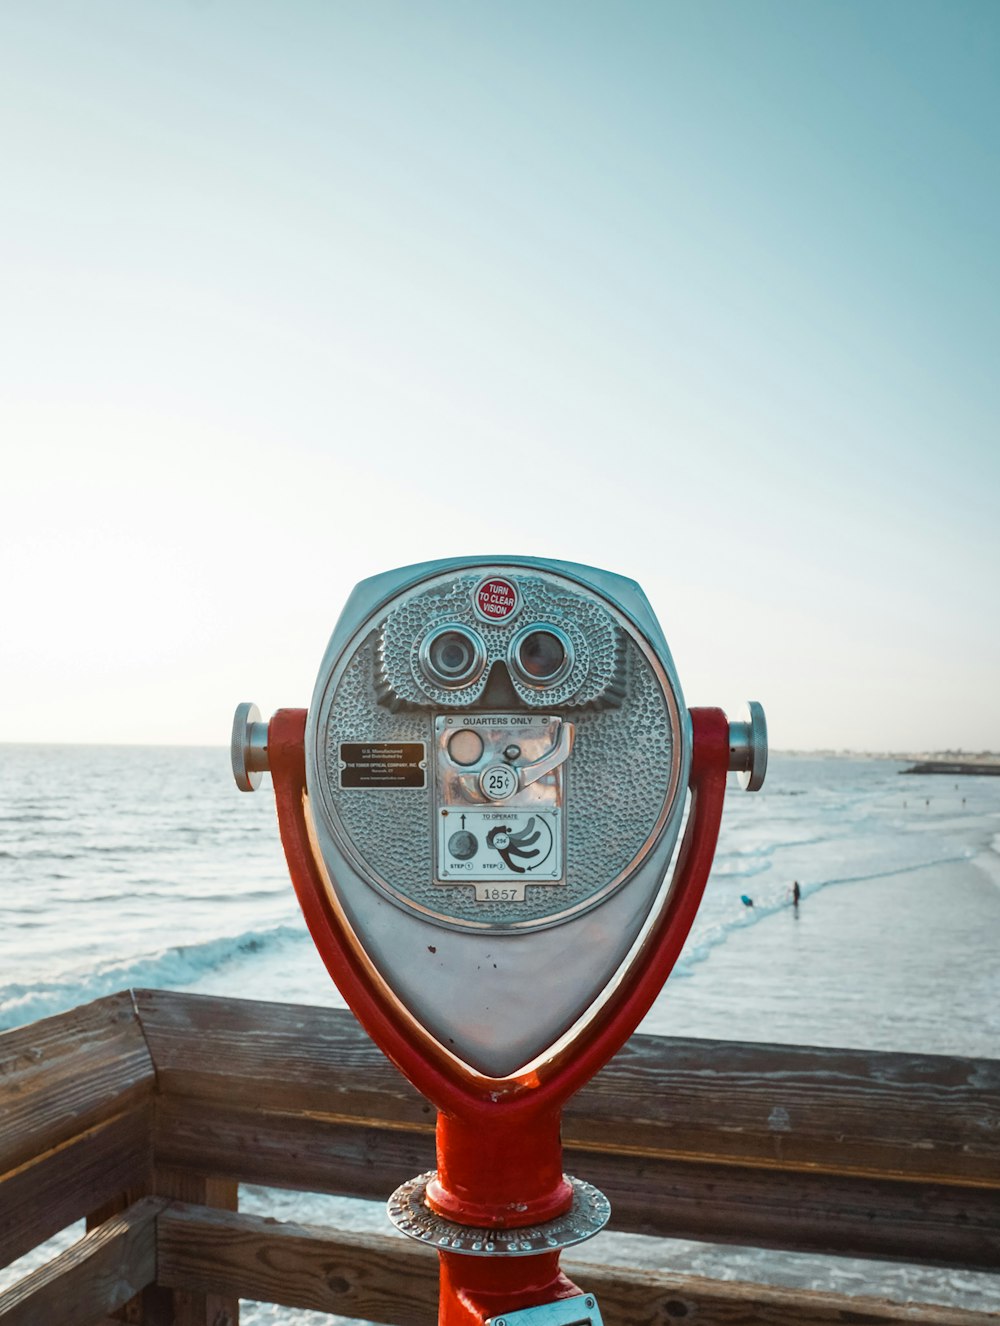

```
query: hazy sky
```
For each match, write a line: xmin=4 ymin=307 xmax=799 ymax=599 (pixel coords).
xmin=2 ymin=1 xmax=998 ymax=750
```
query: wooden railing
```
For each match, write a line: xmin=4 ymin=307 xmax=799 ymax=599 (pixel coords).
xmin=0 ymin=989 xmax=997 ymax=1325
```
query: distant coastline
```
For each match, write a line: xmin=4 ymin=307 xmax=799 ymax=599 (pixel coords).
xmin=899 ymin=760 xmax=1000 ymax=777
xmin=775 ymin=749 xmax=1000 ymax=765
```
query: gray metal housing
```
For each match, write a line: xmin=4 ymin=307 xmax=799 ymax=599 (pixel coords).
xmin=305 ymin=557 xmax=691 ymax=1078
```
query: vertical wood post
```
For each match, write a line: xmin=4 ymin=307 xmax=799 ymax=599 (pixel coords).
xmin=87 ymin=1187 xmax=153 ymax=1324
xmin=143 ymin=1170 xmax=239 ymax=1326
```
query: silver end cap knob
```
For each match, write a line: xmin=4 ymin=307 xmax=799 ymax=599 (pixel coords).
xmin=232 ymin=701 xmax=270 ymax=792
xmin=729 ymin=700 xmax=767 ymax=791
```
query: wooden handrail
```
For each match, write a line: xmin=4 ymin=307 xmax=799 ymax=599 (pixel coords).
xmin=1 ymin=989 xmax=997 ymax=1326
xmin=0 ymin=1199 xmax=161 ymax=1326
xmin=136 ymin=988 xmax=1000 ymax=1267
xmin=0 ymin=991 xmax=154 ymax=1176
xmin=3 ymin=1196 xmax=996 ymax=1326
xmin=0 ymin=991 xmax=155 ymax=1271
xmin=133 ymin=987 xmax=1000 ymax=1185
xmin=156 ymin=1200 xmax=998 ymax=1326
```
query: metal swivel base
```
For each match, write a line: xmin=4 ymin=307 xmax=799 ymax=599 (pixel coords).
xmin=387 ymin=1171 xmax=610 ymax=1257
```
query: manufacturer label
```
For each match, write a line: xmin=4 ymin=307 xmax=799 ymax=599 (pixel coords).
xmin=473 ymin=575 xmax=520 ymax=622
xmin=339 ymin=742 xmax=426 ymax=789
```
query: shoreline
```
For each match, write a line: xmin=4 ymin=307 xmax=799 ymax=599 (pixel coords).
xmin=650 ymin=854 xmax=1000 ymax=1058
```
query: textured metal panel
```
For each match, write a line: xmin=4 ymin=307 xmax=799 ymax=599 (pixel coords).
xmin=316 ymin=571 xmax=676 ymax=930
xmin=378 ymin=570 xmax=626 ymax=711
xmin=322 ymin=631 xmax=435 ymax=902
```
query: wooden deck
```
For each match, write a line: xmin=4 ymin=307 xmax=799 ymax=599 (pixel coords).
xmin=0 ymin=989 xmax=997 ymax=1325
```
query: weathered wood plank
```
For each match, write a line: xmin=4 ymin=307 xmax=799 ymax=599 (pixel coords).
xmin=133 ymin=990 xmax=1000 ymax=1185
xmin=573 ymin=1029 xmax=1000 ymax=1184
xmin=0 ymin=1105 xmax=152 ymax=1271
xmin=153 ymin=1093 xmax=999 ymax=1269
xmin=134 ymin=988 xmax=433 ymax=1126
xmin=152 ymin=1095 xmax=434 ymax=1199
xmin=0 ymin=1198 xmax=161 ymax=1326
xmin=158 ymin=1202 xmax=434 ymax=1326
xmin=561 ymin=1253 xmax=1000 ymax=1326
xmin=157 ymin=1203 xmax=1000 ymax=1326
xmin=0 ymin=992 xmax=154 ymax=1176
xmin=566 ymin=1148 xmax=1000 ymax=1269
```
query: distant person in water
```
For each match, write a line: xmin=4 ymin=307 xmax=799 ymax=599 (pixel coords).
xmin=741 ymin=894 xmax=754 ymax=908
xmin=792 ymin=880 xmax=801 ymax=910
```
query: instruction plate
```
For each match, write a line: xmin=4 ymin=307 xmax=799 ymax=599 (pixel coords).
xmin=437 ymin=807 xmax=562 ymax=900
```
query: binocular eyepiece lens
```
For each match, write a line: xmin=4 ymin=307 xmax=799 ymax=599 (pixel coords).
xmin=512 ymin=626 xmax=572 ymax=685
xmin=437 ymin=635 xmax=473 ymax=676
xmin=420 ymin=626 xmax=487 ymax=688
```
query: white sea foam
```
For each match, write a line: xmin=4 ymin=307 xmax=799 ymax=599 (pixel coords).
xmin=0 ymin=924 xmax=304 ymax=1031
xmin=976 ymin=834 xmax=1000 ymax=891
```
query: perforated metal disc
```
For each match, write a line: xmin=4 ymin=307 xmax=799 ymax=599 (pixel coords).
xmin=387 ymin=1172 xmax=610 ymax=1257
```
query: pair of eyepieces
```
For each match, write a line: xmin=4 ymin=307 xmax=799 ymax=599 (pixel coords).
xmin=420 ymin=623 xmax=573 ymax=690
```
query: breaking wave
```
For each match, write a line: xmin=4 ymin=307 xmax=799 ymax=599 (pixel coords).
xmin=0 ymin=924 xmax=305 ymax=1031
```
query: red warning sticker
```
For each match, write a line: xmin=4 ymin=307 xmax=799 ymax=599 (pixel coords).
xmin=473 ymin=576 xmax=520 ymax=622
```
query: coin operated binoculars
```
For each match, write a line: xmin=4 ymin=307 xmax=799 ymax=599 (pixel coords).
xmin=233 ymin=557 xmax=766 ymax=1326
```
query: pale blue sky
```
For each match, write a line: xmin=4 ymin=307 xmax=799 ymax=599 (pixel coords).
xmin=1 ymin=1 xmax=997 ymax=749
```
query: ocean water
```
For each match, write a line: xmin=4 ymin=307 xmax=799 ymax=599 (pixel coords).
xmin=2 ymin=747 xmax=997 ymax=1041
xmin=1 ymin=746 xmax=999 ymax=1319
